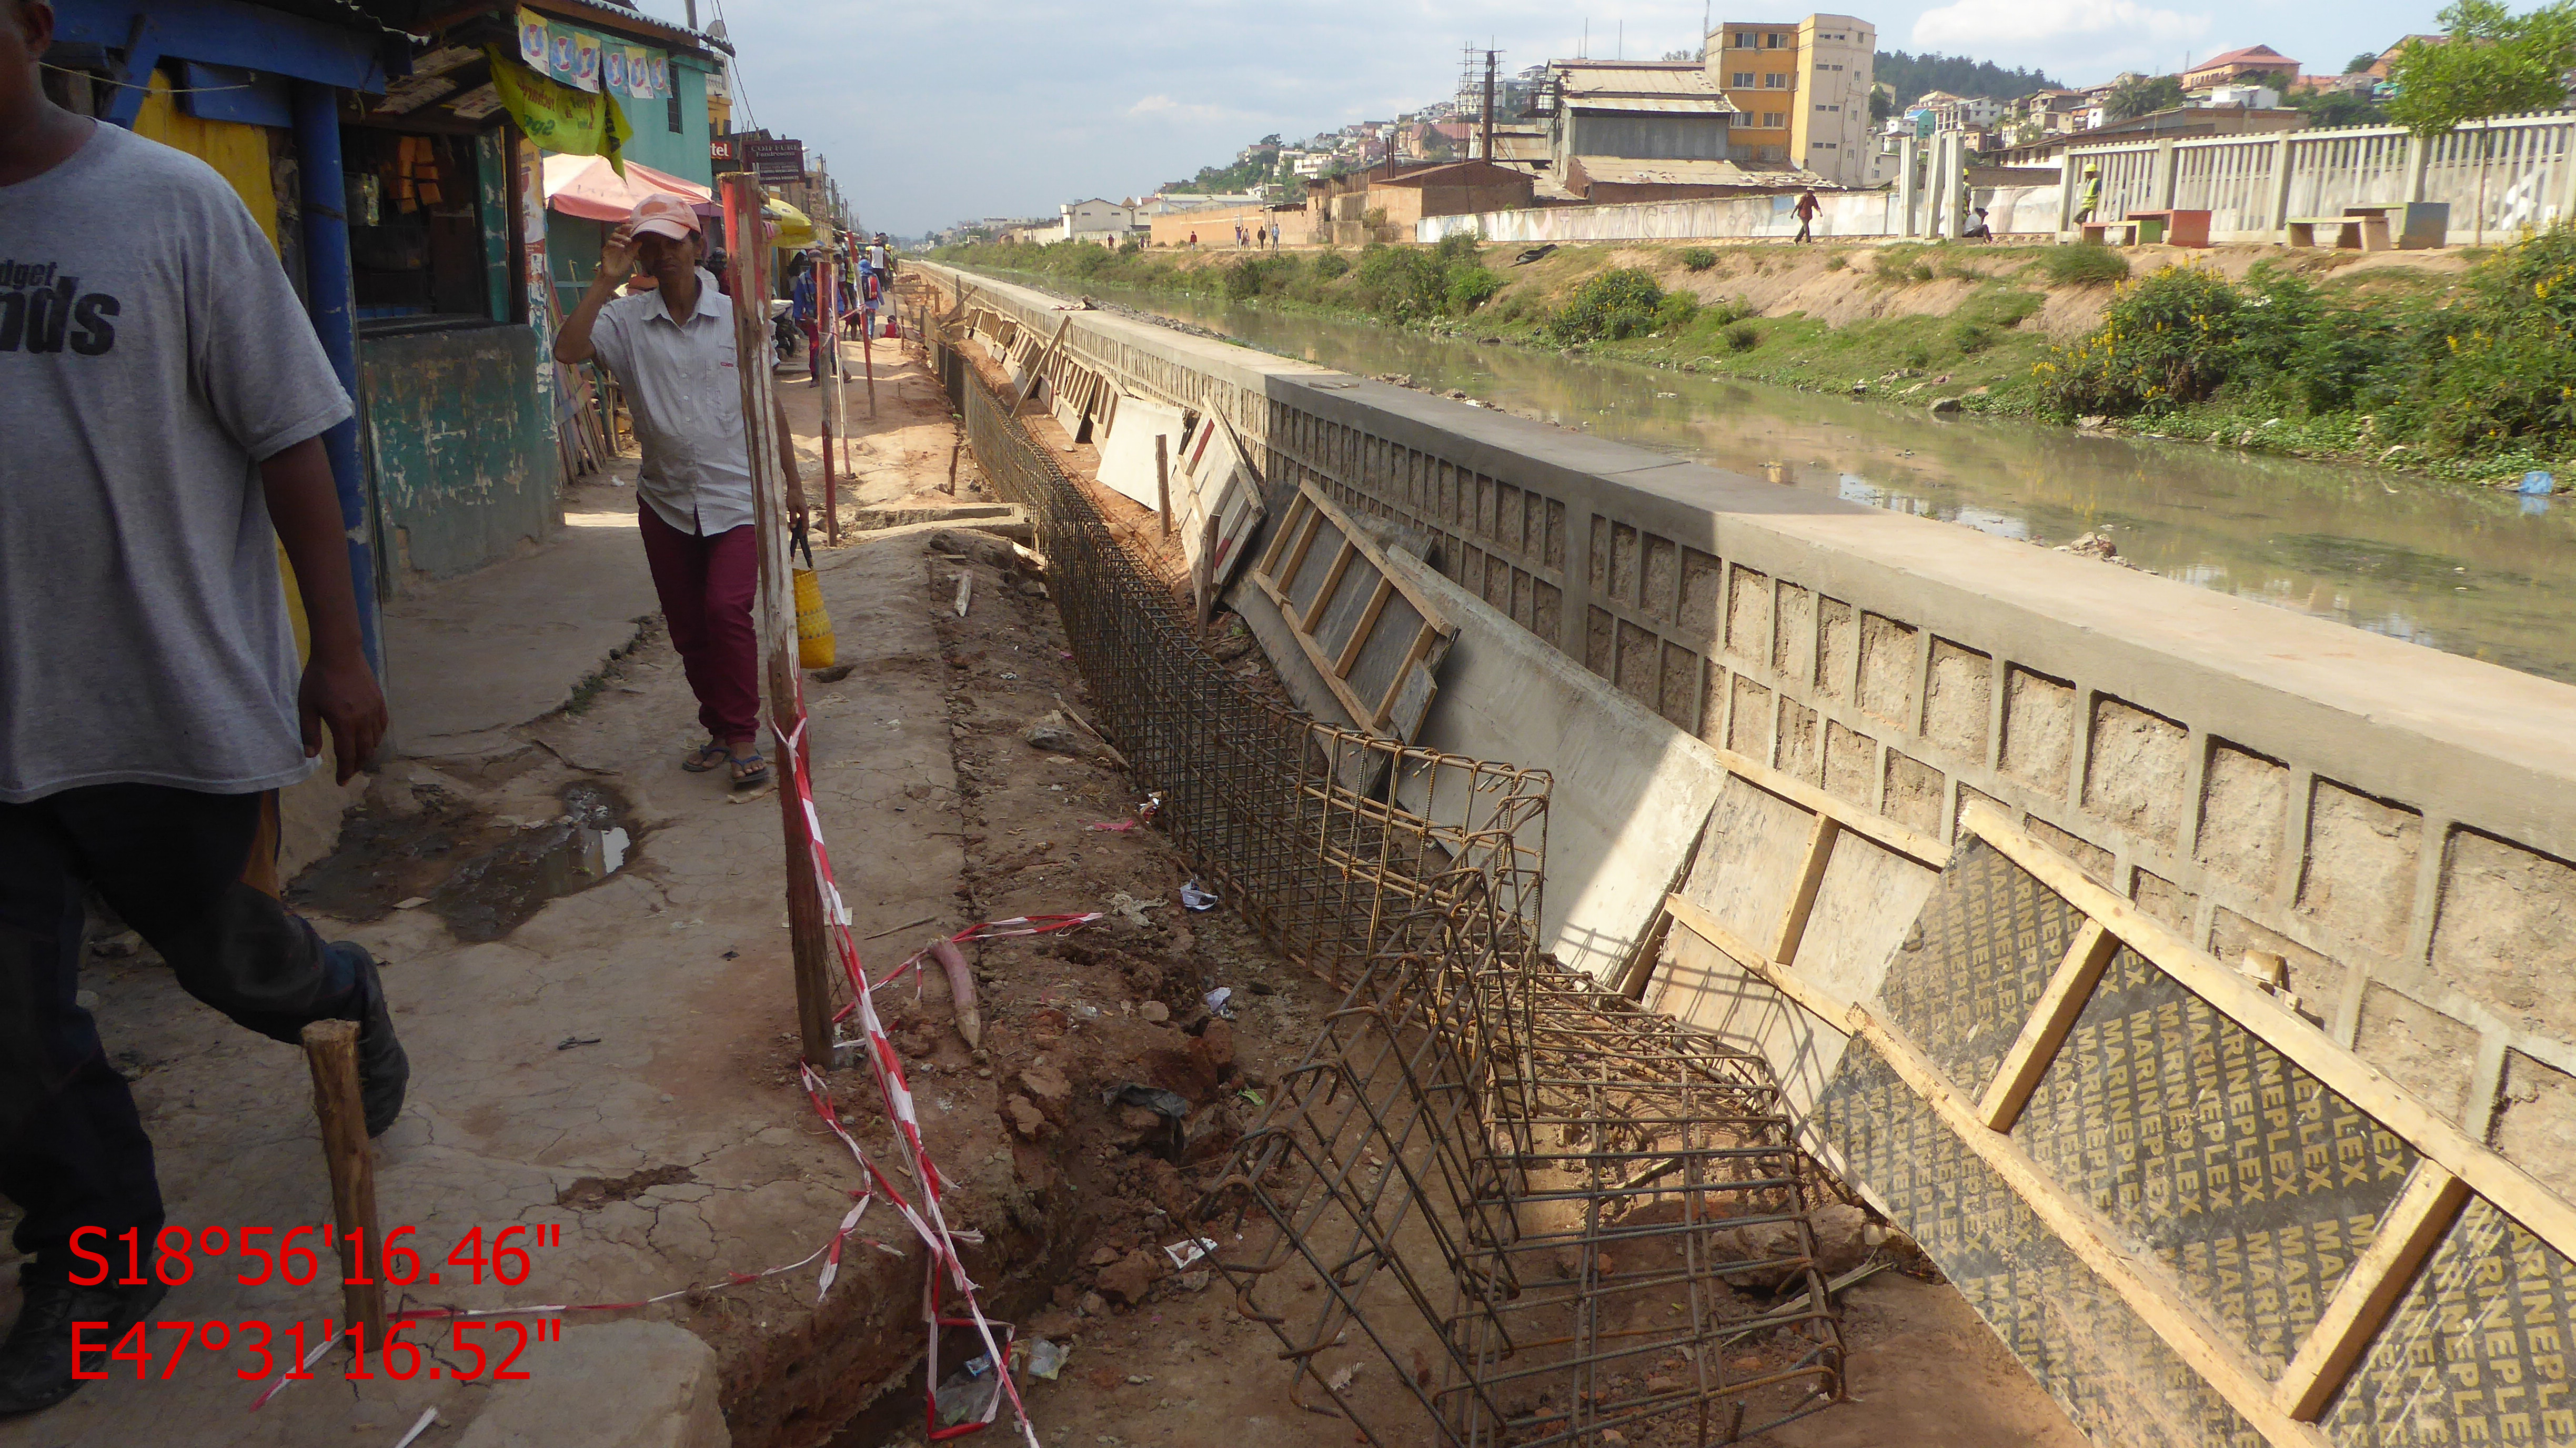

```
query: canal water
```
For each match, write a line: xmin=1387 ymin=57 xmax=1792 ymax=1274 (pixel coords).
xmin=968 ymin=269 xmax=2576 ymax=687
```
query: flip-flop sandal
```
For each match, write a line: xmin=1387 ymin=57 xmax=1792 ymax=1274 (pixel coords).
xmin=729 ymin=751 xmax=773 ymax=789
xmin=682 ymin=739 xmax=730 ymax=772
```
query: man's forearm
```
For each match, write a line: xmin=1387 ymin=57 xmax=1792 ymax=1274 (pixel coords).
xmin=260 ymin=437 xmax=366 ymax=661
xmin=552 ymin=275 xmax=620 ymax=364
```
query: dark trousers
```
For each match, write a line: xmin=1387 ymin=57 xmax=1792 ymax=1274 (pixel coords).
xmin=636 ymin=504 xmax=761 ymax=746
xmin=0 ymin=785 xmax=365 ymax=1281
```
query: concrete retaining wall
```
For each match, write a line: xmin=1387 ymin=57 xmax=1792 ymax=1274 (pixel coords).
xmin=1414 ymin=184 xmax=2062 ymax=245
xmin=922 ymin=261 xmax=2576 ymax=1195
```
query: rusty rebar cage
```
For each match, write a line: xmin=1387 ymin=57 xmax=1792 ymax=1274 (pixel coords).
xmin=939 ymin=323 xmax=1841 ymax=1447
xmin=947 ymin=344 xmax=1546 ymax=980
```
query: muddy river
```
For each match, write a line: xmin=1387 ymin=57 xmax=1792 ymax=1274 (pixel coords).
xmin=963 ymin=269 xmax=2576 ymax=687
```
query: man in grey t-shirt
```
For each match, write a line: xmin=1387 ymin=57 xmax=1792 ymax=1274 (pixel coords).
xmin=0 ymin=1 xmax=408 ymax=1414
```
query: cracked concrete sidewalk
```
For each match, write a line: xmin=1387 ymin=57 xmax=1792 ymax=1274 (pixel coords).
xmin=0 ymin=345 xmax=999 ymax=1448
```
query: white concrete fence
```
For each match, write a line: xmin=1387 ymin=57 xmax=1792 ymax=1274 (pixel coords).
xmin=1418 ymin=111 xmax=2576 ymax=247
xmin=2071 ymin=111 xmax=2576 ymax=243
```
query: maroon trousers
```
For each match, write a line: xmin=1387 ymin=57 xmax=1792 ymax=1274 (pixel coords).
xmin=637 ymin=502 xmax=760 ymax=747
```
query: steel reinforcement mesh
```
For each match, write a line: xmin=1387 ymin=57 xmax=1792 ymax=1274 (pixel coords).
xmin=947 ymin=338 xmax=1547 ymax=979
xmin=938 ymin=321 xmax=1843 ymax=1447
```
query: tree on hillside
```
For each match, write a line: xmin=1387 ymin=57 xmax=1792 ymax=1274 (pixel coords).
xmin=1874 ymin=51 xmax=2065 ymax=108
xmin=2292 ymin=87 xmax=2388 ymax=127
xmin=2346 ymin=51 xmax=2382 ymax=72
xmin=2105 ymin=74 xmax=2187 ymax=120
xmin=2388 ymin=0 xmax=2576 ymax=240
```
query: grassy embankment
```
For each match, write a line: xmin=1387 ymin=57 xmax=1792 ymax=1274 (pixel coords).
xmin=932 ymin=228 xmax=2576 ymax=488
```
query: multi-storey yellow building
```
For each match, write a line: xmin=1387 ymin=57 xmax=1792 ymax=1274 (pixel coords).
xmin=1708 ymin=14 xmax=1876 ymax=185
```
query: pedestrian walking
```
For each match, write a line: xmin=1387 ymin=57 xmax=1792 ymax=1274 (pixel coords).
xmin=1794 ymin=187 xmax=1820 ymax=243
xmin=0 ymin=0 xmax=407 ymax=1412
xmin=1255 ymin=224 xmax=1266 ymax=247
xmin=790 ymin=250 xmax=825 ymax=384
xmin=554 ymin=193 xmax=807 ymax=791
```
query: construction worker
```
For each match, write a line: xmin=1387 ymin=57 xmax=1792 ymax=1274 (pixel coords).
xmin=2075 ymin=164 xmax=2102 ymax=225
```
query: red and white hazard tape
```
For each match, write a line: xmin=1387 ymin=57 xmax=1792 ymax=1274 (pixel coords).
xmin=254 ymin=684 xmax=1085 ymax=1446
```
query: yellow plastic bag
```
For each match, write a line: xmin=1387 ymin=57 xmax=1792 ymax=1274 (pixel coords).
xmin=792 ymin=525 xmax=834 ymax=668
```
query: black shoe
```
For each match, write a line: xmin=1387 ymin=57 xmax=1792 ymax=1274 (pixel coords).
xmin=345 ymin=944 xmax=409 ymax=1137
xmin=0 ymin=1266 xmax=168 ymax=1415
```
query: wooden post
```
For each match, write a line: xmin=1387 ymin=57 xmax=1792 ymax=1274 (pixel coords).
xmin=300 ymin=1020 xmax=385 ymax=1344
xmin=862 ymin=307 xmax=878 ymax=420
xmin=1193 ymin=511 xmax=1219 ymax=627
xmin=1154 ymin=433 xmax=1171 ymax=539
xmin=721 ymin=172 xmax=837 ymax=1070
xmin=820 ymin=258 xmax=839 ymax=547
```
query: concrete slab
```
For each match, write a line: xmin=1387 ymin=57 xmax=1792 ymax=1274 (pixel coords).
xmin=380 ymin=478 xmax=659 ymax=757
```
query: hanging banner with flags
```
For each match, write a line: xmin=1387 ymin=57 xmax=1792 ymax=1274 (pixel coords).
xmin=517 ymin=6 xmax=547 ymax=69
xmin=626 ymin=46 xmax=657 ymax=99
xmin=487 ymin=47 xmax=630 ymax=173
xmin=648 ymin=55 xmax=670 ymax=99
xmin=569 ymin=31 xmax=601 ymax=92
xmin=601 ymin=46 xmax=629 ymax=96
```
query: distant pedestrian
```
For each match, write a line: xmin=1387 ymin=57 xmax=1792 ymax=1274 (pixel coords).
xmin=1189 ymin=230 xmax=1198 ymax=247
xmin=1794 ymin=188 xmax=1820 ymax=243
xmin=2075 ymin=165 xmax=2101 ymax=225
xmin=1255 ymin=224 xmax=1266 ymax=247
xmin=1964 ymin=206 xmax=1993 ymax=242
xmin=0 ymin=0 xmax=407 ymax=1413
xmin=790 ymin=252 xmax=825 ymax=384
xmin=554 ymin=194 xmax=807 ymax=791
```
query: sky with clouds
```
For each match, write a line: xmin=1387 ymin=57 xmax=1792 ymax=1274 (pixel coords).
xmin=658 ymin=0 xmax=2442 ymax=236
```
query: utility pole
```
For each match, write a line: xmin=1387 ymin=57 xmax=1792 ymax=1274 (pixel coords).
xmin=685 ymin=0 xmax=697 ymax=28
xmin=1482 ymin=50 xmax=1497 ymax=163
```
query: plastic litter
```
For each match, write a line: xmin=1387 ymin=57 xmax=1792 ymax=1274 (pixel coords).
xmin=1104 ymin=1082 xmax=1193 ymax=1159
xmin=1179 ymin=881 xmax=1217 ymax=912
xmin=1204 ymin=986 xmax=1235 ymax=1019
xmin=2520 ymin=470 xmax=2557 ymax=496
xmin=934 ymin=1364 xmax=1002 ymax=1427
xmin=1163 ymin=1236 xmax=1219 ymax=1271
xmin=1025 ymin=1337 xmax=1070 ymax=1381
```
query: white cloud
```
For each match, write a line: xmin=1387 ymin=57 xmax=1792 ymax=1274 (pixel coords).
xmin=1126 ymin=94 xmax=1249 ymax=125
xmin=1910 ymin=0 xmax=2211 ymax=74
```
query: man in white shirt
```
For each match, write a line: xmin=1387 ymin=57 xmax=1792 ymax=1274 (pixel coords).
xmin=555 ymin=194 xmax=803 ymax=789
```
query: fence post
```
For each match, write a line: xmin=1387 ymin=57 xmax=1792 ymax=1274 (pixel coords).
xmin=1898 ymin=136 xmax=1920 ymax=237
xmin=2057 ymin=147 xmax=2080 ymax=235
xmin=2406 ymin=132 xmax=2430 ymax=204
xmin=2269 ymin=134 xmax=2298 ymax=240
xmin=719 ymin=171 xmax=837 ymax=1072
xmin=2154 ymin=139 xmax=2179 ymax=211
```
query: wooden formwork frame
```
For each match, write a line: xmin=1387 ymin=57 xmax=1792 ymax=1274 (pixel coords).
xmin=1651 ymin=788 xmax=2576 ymax=1447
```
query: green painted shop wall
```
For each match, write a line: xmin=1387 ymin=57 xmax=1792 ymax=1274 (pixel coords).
xmin=613 ymin=61 xmax=715 ymax=186
xmin=360 ymin=323 xmax=559 ymax=588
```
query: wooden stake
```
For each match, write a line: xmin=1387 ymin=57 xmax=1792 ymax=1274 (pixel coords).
xmin=862 ymin=310 xmax=878 ymax=420
xmin=944 ymin=431 xmax=961 ymax=496
xmin=721 ymin=173 xmax=836 ymax=1071
xmin=299 ymin=1020 xmax=386 ymax=1344
xmin=1194 ymin=511 xmax=1219 ymax=627
xmin=1154 ymin=433 xmax=1172 ymax=539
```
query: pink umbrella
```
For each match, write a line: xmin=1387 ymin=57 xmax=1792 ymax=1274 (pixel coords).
xmin=540 ymin=153 xmax=715 ymax=222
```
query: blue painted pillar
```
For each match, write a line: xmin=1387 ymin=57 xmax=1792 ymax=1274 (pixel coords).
xmin=290 ymin=78 xmax=381 ymax=673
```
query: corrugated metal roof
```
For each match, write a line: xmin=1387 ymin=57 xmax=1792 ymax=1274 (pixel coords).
xmin=1553 ymin=63 xmax=1741 ymax=115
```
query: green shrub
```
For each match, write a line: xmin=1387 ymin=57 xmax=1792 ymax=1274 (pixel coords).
xmin=1222 ymin=256 xmax=1300 ymax=300
xmin=1873 ymin=248 xmax=1920 ymax=281
xmin=1432 ymin=230 xmax=1484 ymax=267
xmin=1447 ymin=266 xmax=1503 ymax=313
xmin=1724 ymin=320 xmax=1760 ymax=352
xmin=1898 ymin=341 xmax=1933 ymax=369
xmin=1547 ymin=267 xmax=1665 ymax=342
xmin=1964 ymin=288 xmax=2045 ymax=329
xmin=1950 ymin=320 xmax=1996 ymax=355
xmin=1655 ymin=291 xmax=1700 ymax=329
xmin=1824 ymin=253 xmax=1849 ymax=271
xmin=1311 ymin=250 xmax=1351 ymax=282
xmin=2039 ymin=264 xmax=2242 ymax=415
xmin=1679 ymin=246 xmax=1719 ymax=272
xmin=2402 ymin=222 xmax=2576 ymax=454
xmin=2038 ymin=245 xmax=2131 ymax=286
xmin=1354 ymin=244 xmax=1448 ymax=319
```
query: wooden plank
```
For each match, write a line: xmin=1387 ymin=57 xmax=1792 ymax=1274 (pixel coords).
xmin=1975 ymin=919 xmax=2119 ymax=1131
xmin=1770 ymin=813 xmax=1841 ymax=965
xmin=1299 ymin=539 xmax=1357 ymax=634
xmin=1292 ymin=481 xmax=1454 ymax=639
xmin=1664 ymin=892 xmax=1847 ymax=1026
xmin=1960 ymin=798 xmax=2576 ymax=1267
xmin=1334 ymin=576 xmax=1396 ymax=678
xmin=1701 ymin=738 xmax=1949 ymax=871
xmin=1368 ymin=624 xmax=1436 ymax=728
xmin=1853 ymin=1010 xmax=2334 ymax=1448
xmin=2273 ymin=1165 xmax=2470 ymax=1421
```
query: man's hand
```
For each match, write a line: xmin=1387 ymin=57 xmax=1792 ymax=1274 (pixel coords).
xmin=598 ymin=222 xmax=639 ymax=287
xmin=299 ymin=648 xmax=388 ymax=786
